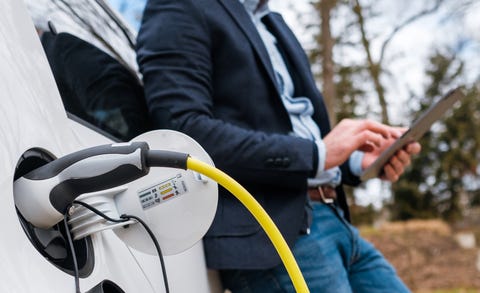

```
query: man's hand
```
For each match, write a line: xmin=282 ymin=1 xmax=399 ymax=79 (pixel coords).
xmin=323 ymin=119 xmax=421 ymax=182
xmin=323 ymin=119 xmax=399 ymax=169
xmin=361 ymin=129 xmax=421 ymax=182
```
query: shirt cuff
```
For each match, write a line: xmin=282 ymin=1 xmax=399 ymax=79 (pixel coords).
xmin=314 ymin=139 xmax=326 ymax=177
xmin=308 ymin=140 xmax=342 ymax=187
xmin=349 ymin=150 xmax=364 ymax=177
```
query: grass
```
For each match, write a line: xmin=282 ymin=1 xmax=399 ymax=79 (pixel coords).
xmin=359 ymin=219 xmax=452 ymax=236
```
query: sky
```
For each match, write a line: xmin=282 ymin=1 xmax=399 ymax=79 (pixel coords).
xmin=108 ymin=0 xmax=145 ymax=31
xmin=106 ymin=0 xmax=480 ymax=208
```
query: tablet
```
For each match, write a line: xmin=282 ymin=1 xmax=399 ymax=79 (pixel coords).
xmin=360 ymin=87 xmax=465 ymax=181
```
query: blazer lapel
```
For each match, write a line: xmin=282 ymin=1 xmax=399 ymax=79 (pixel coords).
xmin=262 ymin=13 xmax=312 ymax=86
xmin=263 ymin=12 xmax=331 ymax=133
xmin=218 ymin=0 xmax=280 ymax=93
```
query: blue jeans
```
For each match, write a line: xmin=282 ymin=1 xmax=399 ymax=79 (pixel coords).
xmin=220 ymin=202 xmax=410 ymax=293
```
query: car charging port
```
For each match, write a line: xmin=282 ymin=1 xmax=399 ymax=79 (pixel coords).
xmin=14 ymin=148 xmax=94 ymax=278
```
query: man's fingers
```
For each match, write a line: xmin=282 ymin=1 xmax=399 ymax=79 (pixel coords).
xmin=395 ymin=150 xmax=411 ymax=166
xmin=383 ymin=164 xmax=400 ymax=182
xmin=355 ymin=130 xmax=384 ymax=149
xmin=390 ymin=126 xmax=408 ymax=138
xmin=405 ymin=141 xmax=421 ymax=155
xmin=359 ymin=120 xmax=397 ymax=139
xmin=358 ymin=142 xmax=375 ymax=153
xmin=388 ymin=156 xmax=404 ymax=174
xmin=381 ymin=149 xmax=417 ymax=182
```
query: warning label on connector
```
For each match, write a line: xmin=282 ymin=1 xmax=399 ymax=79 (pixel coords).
xmin=138 ymin=174 xmax=188 ymax=210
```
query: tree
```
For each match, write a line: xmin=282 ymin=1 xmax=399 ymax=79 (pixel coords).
xmin=310 ymin=0 xmax=336 ymax=125
xmin=312 ymin=0 xmax=339 ymax=126
xmin=309 ymin=0 xmax=447 ymax=126
xmin=391 ymin=49 xmax=480 ymax=222
xmin=350 ymin=0 xmax=444 ymax=124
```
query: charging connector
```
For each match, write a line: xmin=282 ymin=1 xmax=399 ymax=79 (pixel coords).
xmin=14 ymin=140 xmax=309 ymax=293
xmin=14 ymin=142 xmax=191 ymax=229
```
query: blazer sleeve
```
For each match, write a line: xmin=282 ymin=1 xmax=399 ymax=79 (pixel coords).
xmin=340 ymin=159 xmax=362 ymax=187
xmin=137 ymin=0 xmax=317 ymax=188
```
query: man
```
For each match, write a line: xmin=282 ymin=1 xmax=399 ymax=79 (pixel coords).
xmin=136 ymin=0 xmax=421 ymax=292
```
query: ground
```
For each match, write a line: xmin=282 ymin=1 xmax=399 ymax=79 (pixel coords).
xmin=360 ymin=220 xmax=480 ymax=293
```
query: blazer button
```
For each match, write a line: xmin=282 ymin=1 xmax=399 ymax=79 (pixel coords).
xmin=265 ymin=158 xmax=274 ymax=167
xmin=274 ymin=158 xmax=283 ymax=166
xmin=283 ymin=157 xmax=291 ymax=167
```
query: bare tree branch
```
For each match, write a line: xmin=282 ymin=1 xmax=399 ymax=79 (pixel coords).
xmin=379 ymin=0 xmax=444 ymax=64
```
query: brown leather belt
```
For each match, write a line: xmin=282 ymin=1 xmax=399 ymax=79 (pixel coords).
xmin=308 ymin=185 xmax=337 ymax=204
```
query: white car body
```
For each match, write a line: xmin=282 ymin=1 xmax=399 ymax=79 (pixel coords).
xmin=0 ymin=0 xmax=222 ymax=292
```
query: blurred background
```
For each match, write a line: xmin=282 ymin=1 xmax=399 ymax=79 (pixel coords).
xmin=24 ymin=0 xmax=480 ymax=291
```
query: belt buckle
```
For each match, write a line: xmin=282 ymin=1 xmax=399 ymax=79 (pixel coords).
xmin=318 ymin=186 xmax=334 ymax=204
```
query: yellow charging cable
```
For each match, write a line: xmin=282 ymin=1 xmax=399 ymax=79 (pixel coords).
xmin=187 ymin=157 xmax=309 ymax=293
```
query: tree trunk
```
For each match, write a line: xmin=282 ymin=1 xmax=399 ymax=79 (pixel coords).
xmin=319 ymin=0 xmax=338 ymax=126
xmin=352 ymin=0 xmax=390 ymax=124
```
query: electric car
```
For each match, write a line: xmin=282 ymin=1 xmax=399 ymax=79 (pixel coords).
xmin=1 ymin=0 xmax=223 ymax=292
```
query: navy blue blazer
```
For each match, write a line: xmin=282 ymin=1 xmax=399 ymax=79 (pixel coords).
xmin=137 ymin=0 xmax=361 ymax=269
